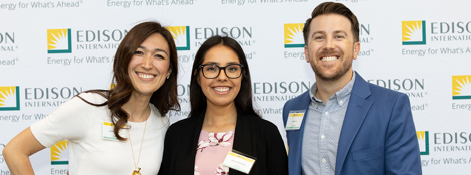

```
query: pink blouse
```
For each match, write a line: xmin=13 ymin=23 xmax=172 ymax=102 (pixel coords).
xmin=195 ymin=130 xmax=235 ymax=175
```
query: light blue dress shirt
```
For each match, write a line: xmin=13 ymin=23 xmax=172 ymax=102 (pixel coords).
xmin=301 ymin=72 xmax=356 ymax=175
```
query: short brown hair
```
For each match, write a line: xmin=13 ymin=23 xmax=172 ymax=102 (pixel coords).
xmin=303 ymin=2 xmax=359 ymax=45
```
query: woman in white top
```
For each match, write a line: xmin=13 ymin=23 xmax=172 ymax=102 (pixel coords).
xmin=2 ymin=21 xmax=180 ymax=175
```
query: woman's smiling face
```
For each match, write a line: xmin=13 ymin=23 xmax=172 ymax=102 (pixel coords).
xmin=128 ymin=33 xmax=171 ymax=97
xmin=198 ymin=45 xmax=242 ymax=108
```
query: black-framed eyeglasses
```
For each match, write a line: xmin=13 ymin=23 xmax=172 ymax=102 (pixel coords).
xmin=198 ymin=64 xmax=244 ymax=79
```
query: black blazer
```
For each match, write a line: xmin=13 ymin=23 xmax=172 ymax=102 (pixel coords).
xmin=158 ymin=109 xmax=288 ymax=175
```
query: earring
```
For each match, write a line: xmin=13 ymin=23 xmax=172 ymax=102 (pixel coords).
xmin=166 ymin=75 xmax=170 ymax=79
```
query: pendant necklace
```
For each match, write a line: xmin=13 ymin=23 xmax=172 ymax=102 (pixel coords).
xmin=128 ymin=113 xmax=148 ymax=175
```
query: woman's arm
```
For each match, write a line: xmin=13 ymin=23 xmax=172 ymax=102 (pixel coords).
xmin=3 ymin=127 xmax=46 ymax=175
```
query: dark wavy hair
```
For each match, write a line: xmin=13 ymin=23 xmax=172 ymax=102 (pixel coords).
xmin=77 ymin=21 xmax=180 ymax=140
xmin=303 ymin=2 xmax=360 ymax=45
xmin=188 ymin=35 xmax=259 ymax=118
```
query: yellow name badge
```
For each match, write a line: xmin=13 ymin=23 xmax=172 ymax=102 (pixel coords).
xmin=102 ymin=121 xmax=128 ymax=141
xmin=222 ymin=150 xmax=256 ymax=174
xmin=285 ymin=110 xmax=305 ymax=130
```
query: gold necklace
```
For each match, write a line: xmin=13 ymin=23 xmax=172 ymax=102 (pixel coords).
xmin=128 ymin=112 xmax=149 ymax=175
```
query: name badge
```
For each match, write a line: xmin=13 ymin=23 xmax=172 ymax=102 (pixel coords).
xmin=102 ymin=121 xmax=128 ymax=141
xmin=222 ymin=150 xmax=256 ymax=174
xmin=285 ymin=110 xmax=305 ymax=130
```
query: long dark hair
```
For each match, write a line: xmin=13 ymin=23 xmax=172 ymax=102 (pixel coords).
xmin=189 ymin=35 xmax=259 ymax=118
xmin=77 ymin=21 xmax=180 ymax=140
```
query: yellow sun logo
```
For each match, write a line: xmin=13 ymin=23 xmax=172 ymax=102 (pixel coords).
xmin=416 ymin=131 xmax=429 ymax=155
xmin=284 ymin=23 xmax=305 ymax=48
xmin=452 ymin=75 xmax=471 ymax=100
xmin=166 ymin=26 xmax=190 ymax=50
xmin=47 ymin=29 xmax=72 ymax=53
xmin=0 ymin=86 xmax=20 ymax=111
xmin=51 ymin=140 xmax=69 ymax=165
xmin=402 ymin=21 xmax=426 ymax=45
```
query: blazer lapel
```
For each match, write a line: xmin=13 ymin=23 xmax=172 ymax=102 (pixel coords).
xmin=233 ymin=109 xmax=252 ymax=155
xmin=286 ymin=91 xmax=311 ymax=175
xmin=335 ymin=73 xmax=372 ymax=175
xmin=230 ymin=108 xmax=253 ymax=175
xmin=187 ymin=113 xmax=205 ymax=174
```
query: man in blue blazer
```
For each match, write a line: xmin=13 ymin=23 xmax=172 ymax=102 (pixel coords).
xmin=282 ymin=2 xmax=422 ymax=175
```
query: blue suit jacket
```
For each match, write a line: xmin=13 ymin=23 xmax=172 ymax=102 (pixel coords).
xmin=282 ymin=73 xmax=422 ymax=175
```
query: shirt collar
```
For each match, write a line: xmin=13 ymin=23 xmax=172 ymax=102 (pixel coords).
xmin=309 ymin=71 xmax=356 ymax=107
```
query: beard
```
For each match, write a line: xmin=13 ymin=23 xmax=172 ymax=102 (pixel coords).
xmin=313 ymin=60 xmax=351 ymax=81
xmin=311 ymin=51 xmax=353 ymax=82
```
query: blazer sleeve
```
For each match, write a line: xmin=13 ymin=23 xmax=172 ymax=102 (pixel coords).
xmin=266 ymin=123 xmax=289 ymax=175
xmin=157 ymin=124 xmax=175 ymax=175
xmin=384 ymin=94 xmax=422 ymax=175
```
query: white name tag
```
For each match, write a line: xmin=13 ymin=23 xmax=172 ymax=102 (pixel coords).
xmin=285 ymin=110 xmax=305 ymax=130
xmin=102 ymin=121 xmax=127 ymax=141
xmin=222 ymin=150 xmax=256 ymax=174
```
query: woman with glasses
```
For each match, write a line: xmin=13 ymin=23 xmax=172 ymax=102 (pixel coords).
xmin=158 ymin=36 xmax=288 ymax=175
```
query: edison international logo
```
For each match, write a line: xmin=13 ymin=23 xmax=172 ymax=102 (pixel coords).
xmin=452 ymin=75 xmax=471 ymax=100
xmin=284 ymin=23 xmax=305 ymax=48
xmin=166 ymin=26 xmax=190 ymax=50
xmin=417 ymin=131 xmax=429 ymax=155
xmin=47 ymin=29 xmax=72 ymax=53
xmin=402 ymin=21 xmax=426 ymax=45
xmin=51 ymin=140 xmax=68 ymax=165
xmin=0 ymin=86 xmax=20 ymax=111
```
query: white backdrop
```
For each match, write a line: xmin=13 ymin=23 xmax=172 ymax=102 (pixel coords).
xmin=1 ymin=0 xmax=471 ymax=174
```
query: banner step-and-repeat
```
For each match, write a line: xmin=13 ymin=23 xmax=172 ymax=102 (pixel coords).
xmin=1 ymin=0 xmax=471 ymax=174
